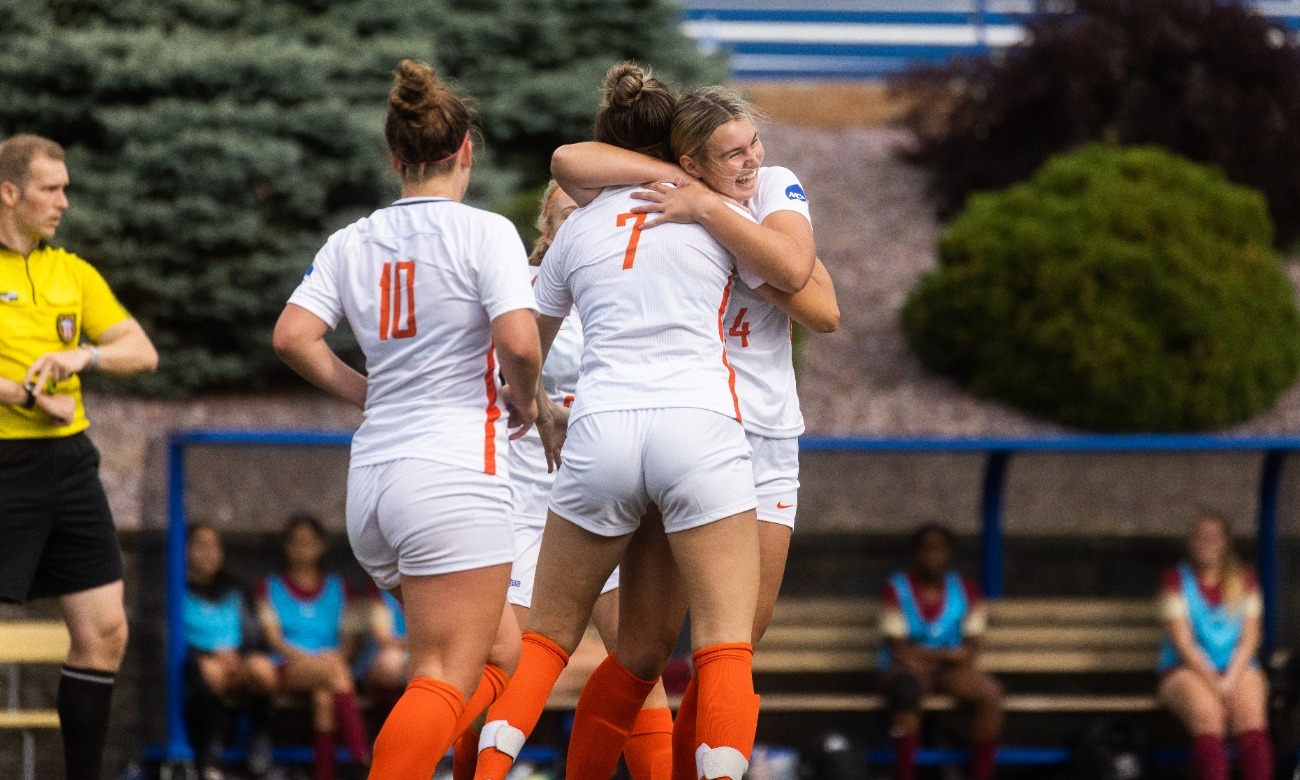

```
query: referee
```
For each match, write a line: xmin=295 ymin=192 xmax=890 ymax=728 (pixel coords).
xmin=0 ymin=134 xmax=158 ymax=780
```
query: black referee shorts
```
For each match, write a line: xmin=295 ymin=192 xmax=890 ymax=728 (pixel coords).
xmin=0 ymin=432 xmax=124 ymax=604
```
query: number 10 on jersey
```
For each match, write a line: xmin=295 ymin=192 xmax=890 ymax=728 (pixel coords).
xmin=379 ymin=260 xmax=417 ymax=340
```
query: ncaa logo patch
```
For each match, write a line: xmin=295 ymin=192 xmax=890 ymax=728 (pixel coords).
xmin=785 ymin=184 xmax=807 ymax=202
xmin=303 ymin=264 xmax=315 ymax=280
xmin=56 ymin=312 xmax=77 ymax=344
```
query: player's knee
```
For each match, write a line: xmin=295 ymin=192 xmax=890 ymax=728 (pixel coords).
xmin=617 ymin=645 xmax=670 ymax=682
xmin=615 ymin=631 xmax=677 ymax=681
xmin=489 ymin=630 xmax=522 ymax=674
xmin=73 ymin=612 xmax=128 ymax=668
xmin=884 ymin=672 xmax=924 ymax=711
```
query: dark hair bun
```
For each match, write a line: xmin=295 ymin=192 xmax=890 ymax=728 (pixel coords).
xmin=389 ymin=59 xmax=446 ymax=122
xmin=603 ymin=62 xmax=648 ymax=108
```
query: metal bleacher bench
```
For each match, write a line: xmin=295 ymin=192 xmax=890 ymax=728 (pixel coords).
xmin=0 ymin=621 xmax=70 ymax=780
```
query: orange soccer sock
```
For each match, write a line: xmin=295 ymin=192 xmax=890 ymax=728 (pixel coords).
xmin=474 ymin=632 xmax=570 ymax=780
xmin=565 ymin=654 xmax=658 ymax=780
xmin=370 ymin=676 xmax=467 ymax=780
xmin=624 ymin=706 xmax=675 ymax=780
xmin=453 ymin=727 xmax=481 ymax=780
xmin=671 ymin=676 xmax=699 ymax=780
xmin=455 ymin=663 xmax=510 ymax=736
xmin=450 ymin=664 xmax=510 ymax=780
xmin=692 ymin=643 xmax=759 ymax=780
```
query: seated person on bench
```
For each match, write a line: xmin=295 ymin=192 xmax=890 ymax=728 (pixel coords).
xmin=183 ymin=521 xmax=277 ymax=780
xmin=878 ymin=523 xmax=1003 ymax=780
xmin=353 ymin=586 xmax=408 ymax=719
xmin=256 ymin=514 xmax=370 ymax=780
xmin=1156 ymin=513 xmax=1271 ymax=780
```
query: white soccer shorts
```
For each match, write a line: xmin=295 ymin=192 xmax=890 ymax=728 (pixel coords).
xmin=748 ymin=433 xmax=800 ymax=528
xmin=548 ymin=408 xmax=757 ymax=537
xmin=507 ymin=521 xmax=620 ymax=608
xmin=347 ymin=458 xmax=514 ymax=590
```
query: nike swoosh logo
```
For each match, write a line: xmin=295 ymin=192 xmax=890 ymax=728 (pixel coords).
xmin=776 ymin=502 xmax=794 ymax=509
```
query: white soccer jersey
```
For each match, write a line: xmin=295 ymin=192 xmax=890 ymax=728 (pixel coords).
xmin=288 ymin=196 xmax=537 ymax=474
xmin=725 ymin=166 xmax=813 ymax=438
xmin=534 ymin=185 xmax=747 ymax=424
xmin=507 ymin=267 xmax=584 ymax=528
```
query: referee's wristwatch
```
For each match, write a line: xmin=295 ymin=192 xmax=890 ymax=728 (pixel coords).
xmin=21 ymin=381 xmax=37 ymax=409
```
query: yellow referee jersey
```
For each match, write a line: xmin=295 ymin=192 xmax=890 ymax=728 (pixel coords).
xmin=0 ymin=243 xmax=130 ymax=439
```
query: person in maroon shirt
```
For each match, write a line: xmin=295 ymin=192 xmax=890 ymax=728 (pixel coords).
xmin=877 ymin=524 xmax=1003 ymax=780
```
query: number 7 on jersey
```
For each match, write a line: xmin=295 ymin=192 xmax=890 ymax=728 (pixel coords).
xmin=616 ymin=212 xmax=647 ymax=270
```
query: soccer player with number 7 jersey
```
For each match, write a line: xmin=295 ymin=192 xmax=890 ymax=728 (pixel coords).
xmin=274 ymin=59 xmax=542 ymax=780
xmin=474 ymin=63 xmax=787 ymax=780
xmin=550 ymin=86 xmax=839 ymax=779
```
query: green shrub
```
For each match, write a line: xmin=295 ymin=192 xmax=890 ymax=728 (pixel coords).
xmin=901 ymin=144 xmax=1300 ymax=432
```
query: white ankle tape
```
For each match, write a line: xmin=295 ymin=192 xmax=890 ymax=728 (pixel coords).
xmin=695 ymin=744 xmax=749 ymax=779
xmin=478 ymin=720 xmax=527 ymax=759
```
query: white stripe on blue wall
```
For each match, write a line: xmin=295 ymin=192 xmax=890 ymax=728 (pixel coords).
xmin=682 ymin=20 xmax=1026 ymax=47
xmin=684 ymin=0 xmax=1300 ymax=79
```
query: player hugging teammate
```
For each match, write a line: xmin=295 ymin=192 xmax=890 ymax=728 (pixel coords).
xmin=277 ymin=59 xmax=836 ymax=780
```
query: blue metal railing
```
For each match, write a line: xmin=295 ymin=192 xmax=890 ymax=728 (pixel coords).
xmin=682 ymin=1 xmax=1300 ymax=79
xmin=159 ymin=429 xmax=1297 ymax=765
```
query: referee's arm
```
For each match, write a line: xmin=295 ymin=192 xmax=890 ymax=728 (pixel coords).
xmin=24 ymin=318 xmax=158 ymax=389
xmin=84 ymin=318 xmax=157 ymax=374
xmin=0 ymin=376 xmax=27 ymax=405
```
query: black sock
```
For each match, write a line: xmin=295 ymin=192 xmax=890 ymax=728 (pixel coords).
xmin=57 ymin=665 xmax=116 ymax=780
xmin=246 ymin=696 xmax=274 ymax=775
xmin=184 ymin=663 xmax=223 ymax=769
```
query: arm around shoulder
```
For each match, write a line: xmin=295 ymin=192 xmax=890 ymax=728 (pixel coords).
xmin=551 ymin=141 xmax=686 ymax=207
xmin=700 ymin=207 xmax=815 ymax=294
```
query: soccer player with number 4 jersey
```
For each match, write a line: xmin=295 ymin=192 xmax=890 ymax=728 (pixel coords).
xmin=275 ymin=59 xmax=542 ymax=780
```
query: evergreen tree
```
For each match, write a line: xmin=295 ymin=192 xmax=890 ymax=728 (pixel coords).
xmin=0 ymin=0 xmax=723 ymax=395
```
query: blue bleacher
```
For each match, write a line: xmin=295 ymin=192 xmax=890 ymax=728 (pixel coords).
xmin=682 ymin=0 xmax=1300 ymax=80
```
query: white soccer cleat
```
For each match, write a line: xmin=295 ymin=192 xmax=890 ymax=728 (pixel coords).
xmin=695 ymin=743 xmax=749 ymax=779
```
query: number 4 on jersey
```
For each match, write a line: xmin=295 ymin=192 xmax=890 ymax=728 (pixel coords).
xmin=729 ymin=307 xmax=751 ymax=347
xmin=379 ymin=260 xmax=417 ymax=340
xmin=616 ymin=212 xmax=647 ymax=270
